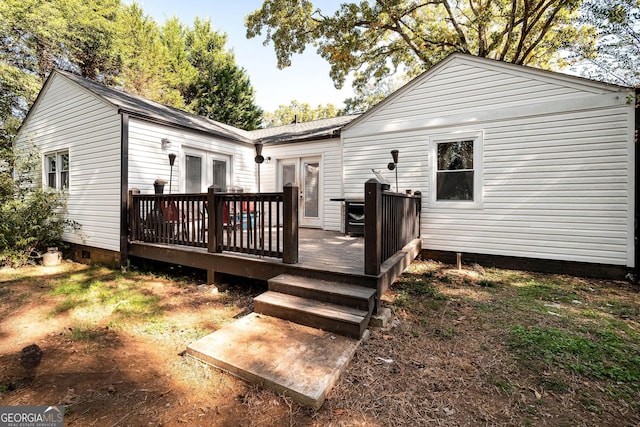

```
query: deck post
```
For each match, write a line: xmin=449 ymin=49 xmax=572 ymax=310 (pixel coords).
xmin=128 ymin=189 xmax=139 ymax=242
xmin=414 ymin=191 xmax=422 ymax=238
xmin=207 ymin=186 xmax=224 ymax=285
xmin=207 ymin=186 xmax=223 ymax=254
xmin=283 ymin=184 xmax=299 ymax=264
xmin=364 ymin=179 xmax=383 ymax=276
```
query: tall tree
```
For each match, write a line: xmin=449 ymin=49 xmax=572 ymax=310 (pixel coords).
xmin=574 ymin=0 xmax=640 ymax=86
xmin=263 ymin=100 xmax=340 ymax=127
xmin=160 ymin=17 xmax=197 ymax=98
xmin=246 ymin=0 xmax=591 ymax=92
xmin=62 ymin=0 xmax=122 ymax=81
xmin=115 ymin=2 xmax=184 ymax=108
xmin=183 ymin=18 xmax=262 ymax=130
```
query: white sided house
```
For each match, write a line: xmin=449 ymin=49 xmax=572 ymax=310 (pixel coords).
xmin=342 ymin=53 xmax=637 ymax=277
xmin=14 ymin=70 xmax=259 ymax=265
xmin=14 ymin=53 xmax=637 ymax=278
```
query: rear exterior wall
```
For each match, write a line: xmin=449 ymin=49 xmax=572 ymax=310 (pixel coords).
xmin=342 ymin=56 xmax=635 ymax=268
xmin=14 ymin=74 xmax=122 ymax=252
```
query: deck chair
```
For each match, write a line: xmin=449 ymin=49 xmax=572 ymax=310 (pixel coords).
xmin=159 ymin=200 xmax=187 ymax=240
xmin=200 ymin=201 xmax=246 ymax=245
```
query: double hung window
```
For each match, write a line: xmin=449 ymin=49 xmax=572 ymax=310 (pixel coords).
xmin=431 ymin=133 xmax=482 ymax=207
xmin=45 ymin=151 xmax=69 ymax=190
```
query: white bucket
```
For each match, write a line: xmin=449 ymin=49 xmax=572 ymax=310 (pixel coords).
xmin=42 ymin=247 xmax=62 ymax=266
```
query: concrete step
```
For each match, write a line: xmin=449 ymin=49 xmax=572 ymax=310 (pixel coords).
xmin=186 ymin=313 xmax=367 ymax=409
xmin=254 ymin=291 xmax=370 ymax=339
xmin=268 ymin=274 xmax=376 ymax=312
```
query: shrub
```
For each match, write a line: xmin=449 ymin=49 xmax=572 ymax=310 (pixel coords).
xmin=0 ymin=144 xmax=79 ymax=266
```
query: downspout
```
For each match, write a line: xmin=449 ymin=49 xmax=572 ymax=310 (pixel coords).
xmin=635 ymin=88 xmax=639 ymax=283
xmin=119 ymin=113 xmax=130 ymax=270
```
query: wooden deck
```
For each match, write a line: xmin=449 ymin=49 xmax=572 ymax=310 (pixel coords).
xmin=128 ymin=228 xmax=421 ymax=295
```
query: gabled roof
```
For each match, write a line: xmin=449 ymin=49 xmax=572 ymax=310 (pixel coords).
xmin=55 ymin=70 xmax=253 ymax=143
xmin=343 ymin=53 xmax=633 ymax=131
xmin=250 ymin=115 xmax=360 ymax=144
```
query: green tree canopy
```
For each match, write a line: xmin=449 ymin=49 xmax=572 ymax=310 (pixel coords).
xmin=246 ymin=0 xmax=593 ymax=94
xmin=262 ymin=100 xmax=340 ymax=127
xmin=183 ymin=18 xmax=263 ymax=130
xmin=0 ymin=0 xmax=264 ymax=147
xmin=574 ymin=0 xmax=640 ymax=86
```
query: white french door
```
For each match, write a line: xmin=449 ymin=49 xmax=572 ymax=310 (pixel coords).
xmin=278 ymin=156 xmax=322 ymax=228
xmin=184 ymin=149 xmax=231 ymax=193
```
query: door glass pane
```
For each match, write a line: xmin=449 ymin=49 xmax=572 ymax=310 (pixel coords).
xmin=304 ymin=162 xmax=319 ymax=218
xmin=282 ymin=164 xmax=296 ymax=188
xmin=212 ymin=159 xmax=227 ymax=191
xmin=185 ymin=155 xmax=202 ymax=193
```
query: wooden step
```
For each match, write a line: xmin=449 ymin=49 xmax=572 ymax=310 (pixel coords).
xmin=268 ymin=274 xmax=376 ymax=312
xmin=254 ymin=291 xmax=370 ymax=339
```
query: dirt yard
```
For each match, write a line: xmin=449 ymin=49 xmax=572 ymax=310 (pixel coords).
xmin=1 ymin=260 xmax=638 ymax=426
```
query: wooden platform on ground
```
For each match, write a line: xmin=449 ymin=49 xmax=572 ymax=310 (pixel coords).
xmin=186 ymin=313 xmax=367 ymax=409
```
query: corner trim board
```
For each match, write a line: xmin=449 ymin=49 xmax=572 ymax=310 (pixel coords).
xmin=120 ymin=113 xmax=129 ymax=269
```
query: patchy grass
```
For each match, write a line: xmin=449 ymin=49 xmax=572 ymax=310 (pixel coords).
xmin=1 ymin=259 xmax=639 ymax=426
xmin=374 ymin=260 xmax=640 ymax=424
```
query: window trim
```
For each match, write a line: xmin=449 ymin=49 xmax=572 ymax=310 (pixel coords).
xmin=429 ymin=131 xmax=483 ymax=209
xmin=43 ymin=150 xmax=70 ymax=191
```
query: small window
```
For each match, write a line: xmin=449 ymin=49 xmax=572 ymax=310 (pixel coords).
xmin=436 ymin=140 xmax=474 ymax=201
xmin=431 ymin=133 xmax=483 ymax=208
xmin=45 ymin=151 xmax=69 ymax=190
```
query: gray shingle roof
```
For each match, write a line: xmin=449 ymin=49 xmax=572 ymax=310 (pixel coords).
xmin=56 ymin=70 xmax=253 ymax=143
xmin=55 ymin=69 xmax=356 ymax=144
xmin=249 ymin=115 xmax=359 ymax=144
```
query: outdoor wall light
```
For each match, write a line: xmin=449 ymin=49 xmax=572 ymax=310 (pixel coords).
xmin=161 ymin=137 xmax=171 ymax=149
xmin=254 ymin=142 xmax=264 ymax=193
xmin=388 ymin=149 xmax=399 ymax=192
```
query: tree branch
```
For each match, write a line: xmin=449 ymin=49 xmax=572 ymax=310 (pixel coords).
xmin=440 ymin=0 xmax=470 ymax=52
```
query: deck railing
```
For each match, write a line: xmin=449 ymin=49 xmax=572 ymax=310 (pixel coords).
xmin=128 ymin=184 xmax=299 ymax=263
xmin=129 ymin=192 xmax=209 ymax=247
xmin=364 ymin=179 xmax=422 ymax=275
xmin=207 ymin=185 xmax=298 ymax=263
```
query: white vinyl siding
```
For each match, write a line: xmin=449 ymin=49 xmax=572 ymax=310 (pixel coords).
xmin=14 ymin=74 xmax=121 ymax=251
xmin=127 ymin=119 xmax=255 ymax=195
xmin=260 ymin=138 xmax=343 ymax=232
xmin=343 ymin=55 xmax=635 ymax=267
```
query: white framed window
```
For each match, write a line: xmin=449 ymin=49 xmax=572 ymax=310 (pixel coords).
xmin=430 ymin=132 xmax=483 ymax=208
xmin=44 ymin=151 xmax=69 ymax=190
xmin=183 ymin=149 xmax=231 ymax=193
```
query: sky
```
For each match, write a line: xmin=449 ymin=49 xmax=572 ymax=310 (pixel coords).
xmin=132 ymin=0 xmax=354 ymax=112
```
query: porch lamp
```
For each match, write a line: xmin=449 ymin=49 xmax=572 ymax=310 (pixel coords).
xmin=254 ymin=142 xmax=264 ymax=193
xmin=168 ymin=153 xmax=176 ymax=194
xmin=387 ymin=149 xmax=399 ymax=192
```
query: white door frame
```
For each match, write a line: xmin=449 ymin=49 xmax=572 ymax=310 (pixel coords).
xmin=278 ymin=156 xmax=323 ymax=228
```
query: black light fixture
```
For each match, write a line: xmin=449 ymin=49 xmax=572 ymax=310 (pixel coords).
xmin=168 ymin=153 xmax=176 ymax=194
xmin=254 ymin=142 xmax=264 ymax=193
xmin=387 ymin=149 xmax=399 ymax=192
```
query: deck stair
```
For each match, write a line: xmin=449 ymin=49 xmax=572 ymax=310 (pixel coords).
xmin=253 ymin=274 xmax=376 ymax=339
